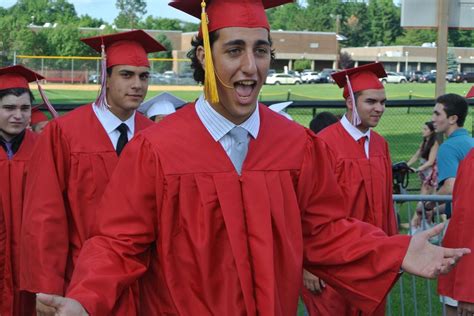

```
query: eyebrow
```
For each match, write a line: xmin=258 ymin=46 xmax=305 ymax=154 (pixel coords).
xmin=119 ymin=70 xmax=150 ymax=76
xmin=223 ymin=39 xmax=271 ymax=47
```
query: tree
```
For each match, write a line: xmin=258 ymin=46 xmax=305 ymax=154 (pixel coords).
xmin=149 ymin=34 xmax=173 ymax=74
xmin=294 ymin=59 xmax=312 ymax=72
xmin=114 ymin=0 xmax=147 ymax=29
xmin=139 ymin=16 xmax=198 ymax=32
xmin=367 ymin=0 xmax=402 ymax=46
xmin=339 ymin=51 xmax=355 ymax=69
xmin=447 ymin=49 xmax=459 ymax=72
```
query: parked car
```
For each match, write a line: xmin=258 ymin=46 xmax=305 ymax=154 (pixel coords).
xmin=408 ymin=71 xmax=424 ymax=82
xmin=380 ymin=72 xmax=407 ymax=84
xmin=301 ymin=71 xmax=321 ymax=83
xmin=445 ymin=70 xmax=458 ymax=82
xmin=265 ymin=73 xmax=302 ymax=85
xmin=419 ymin=72 xmax=436 ymax=83
xmin=88 ymin=74 xmax=99 ymax=84
xmin=455 ymin=72 xmax=474 ymax=83
xmin=318 ymin=68 xmax=337 ymax=83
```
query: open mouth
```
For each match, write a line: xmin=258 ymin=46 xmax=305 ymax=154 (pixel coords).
xmin=234 ymin=80 xmax=257 ymax=103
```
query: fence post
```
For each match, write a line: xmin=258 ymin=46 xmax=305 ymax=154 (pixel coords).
xmin=287 ymin=89 xmax=291 ymax=101
xmin=407 ymin=90 xmax=412 ymax=114
xmin=71 ymin=58 xmax=74 ymax=84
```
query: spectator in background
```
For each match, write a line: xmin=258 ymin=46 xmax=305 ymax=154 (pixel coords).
xmin=406 ymin=121 xmax=439 ymax=232
xmin=29 ymin=106 xmax=50 ymax=133
xmin=438 ymin=148 xmax=474 ymax=316
xmin=138 ymin=92 xmax=186 ymax=123
xmin=302 ymin=63 xmax=399 ymax=316
xmin=407 ymin=121 xmax=439 ymax=194
xmin=0 ymin=65 xmax=54 ymax=316
xmin=20 ymin=30 xmax=163 ymax=315
xmin=431 ymin=93 xmax=474 ymax=314
xmin=309 ymin=111 xmax=339 ymax=134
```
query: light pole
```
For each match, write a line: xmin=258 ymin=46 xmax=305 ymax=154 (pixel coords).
xmin=405 ymin=51 xmax=409 ymax=74
xmin=331 ymin=14 xmax=341 ymax=69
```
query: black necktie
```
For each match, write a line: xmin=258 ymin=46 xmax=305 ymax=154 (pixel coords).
xmin=116 ymin=123 xmax=128 ymax=156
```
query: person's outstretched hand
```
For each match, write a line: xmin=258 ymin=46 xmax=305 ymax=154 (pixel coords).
xmin=402 ymin=223 xmax=470 ymax=278
xmin=36 ymin=293 xmax=89 ymax=316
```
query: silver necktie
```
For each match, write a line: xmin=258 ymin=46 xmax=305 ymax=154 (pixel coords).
xmin=228 ymin=126 xmax=249 ymax=174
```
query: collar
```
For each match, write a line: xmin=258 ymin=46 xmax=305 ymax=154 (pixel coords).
xmin=92 ymin=103 xmax=136 ymax=134
xmin=0 ymin=129 xmax=26 ymax=156
xmin=195 ymin=94 xmax=260 ymax=142
xmin=341 ymin=114 xmax=371 ymax=142
xmin=448 ymin=128 xmax=468 ymax=138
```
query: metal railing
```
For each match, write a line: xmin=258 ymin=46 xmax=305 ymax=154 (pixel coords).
xmin=387 ymin=194 xmax=453 ymax=316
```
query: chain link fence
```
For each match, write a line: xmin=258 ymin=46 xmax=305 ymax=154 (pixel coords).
xmin=15 ymin=55 xmax=193 ymax=85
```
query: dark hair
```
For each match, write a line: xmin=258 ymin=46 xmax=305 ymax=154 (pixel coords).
xmin=0 ymin=88 xmax=34 ymax=103
xmin=435 ymin=93 xmax=468 ymax=127
xmin=187 ymin=30 xmax=275 ymax=84
xmin=420 ymin=121 xmax=436 ymax=160
xmin=309 ymin=112 xmax=339 ymax=134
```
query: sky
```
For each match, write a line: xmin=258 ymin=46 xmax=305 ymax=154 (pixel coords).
xmin=0 ymin=0 xmax=200 ymax=23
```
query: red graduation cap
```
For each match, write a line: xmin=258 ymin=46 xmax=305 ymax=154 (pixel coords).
xmin=169 ymin=0 xmax=292 ymax=34
xmin=332 ymin=63 xmax=386 ymax=126
xmin=168 ymin=0 xmax=293 ymax=104
xmin=332 ymin=63 xmax=387 ymax=99
xmin=81 ymin=30 xmax=166 ymax=108
xmin=0 ymin=65 xmax=58 ymax=118
xmin=467 ymin=86 xmax=474 ymax=99
xmin=81 ymin=30 xmax=166 ymax=68
xmin=30 ymin=106 xmax=49 ymax=125
xmin=0 ymin=65 xmax=44 ymax=90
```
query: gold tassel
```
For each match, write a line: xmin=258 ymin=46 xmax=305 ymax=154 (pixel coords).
xmin=201 ymin=0 xmax=219 ymax=104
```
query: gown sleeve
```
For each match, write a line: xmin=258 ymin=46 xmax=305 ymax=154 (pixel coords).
xmin=300 ymin=132 xmax=410 ymax=314
xmin=66 ymin=134 xmax=160 ymax=315
xmin=438 ymin=150 xmax=474 ymax=303
xmin=20 ymin=121 xmax=72 ymax=295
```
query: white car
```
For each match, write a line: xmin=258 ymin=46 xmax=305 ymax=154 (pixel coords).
xmin=265 ymin=73 xmax=302 ymax=85
xmin=301 ymin=72 xmax=321 ymax=83
xmin=380 ymin=72 xmax=407 ymax=84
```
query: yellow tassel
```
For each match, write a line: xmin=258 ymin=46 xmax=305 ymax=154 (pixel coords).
xmin=201 ymin=0 xmax=219 ymax=104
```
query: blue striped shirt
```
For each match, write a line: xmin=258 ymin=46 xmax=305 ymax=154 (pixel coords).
xmin=195 ymin=95 xmax=260 ymax=157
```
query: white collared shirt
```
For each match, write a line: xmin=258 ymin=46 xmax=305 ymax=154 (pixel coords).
xmin=340 ymin=114 xmax=371 ymax=158
xmin=92 ymin=103 xmax=136 ymax=150
xmin=195 ymin=95 xmax=260 ymax=157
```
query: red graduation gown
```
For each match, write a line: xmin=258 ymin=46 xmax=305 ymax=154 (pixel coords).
xmin=302 ymin=121 xmax=398 ymax=316
xmin=0 ymin=130 xmax=38 ymax=316
xmin=66 ymin=103 xmax=409 ymax=315
xmin=20 ymin=104 xmax=152 ymax=313
xmin=438 ymin=149 xmax=474 ymax=303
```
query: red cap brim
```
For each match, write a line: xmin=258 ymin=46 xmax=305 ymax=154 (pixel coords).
xmin=0 ymin=65 xmax=45 ymax=90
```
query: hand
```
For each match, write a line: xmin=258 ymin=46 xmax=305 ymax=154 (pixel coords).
xmin=303 ymin=269 xmax=326 ymax=293
xmin=36 ymin=297 xmax=57 ymax=316
xmin=401 ymin=223 xmax=470 ymax=278
xmin=36 ymin=293 xmax=89 ymax=316
xmin=458 ymin=301 xmax=474 ymax=316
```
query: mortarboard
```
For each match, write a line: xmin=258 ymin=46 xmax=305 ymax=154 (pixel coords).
xmin=30 ymin=106 xmax=49 ymax=125
xmin=81 ymin=30 xmax=166 ymax=69
xmin=0 ymin=65 xmax=58 ymax=118
xmin=169 ymin=0 xmax=293 ymax=105
xmin=467 ymin=86 xmax=474 ymax=99
xmin=138 ymin=92 xmax=187 ymax=118
xmin=269 ymin=101 xmax=293 ymax=120
xmin=80 ymin=30 xmax=166 ymax=108
xmin=332 ymin=62 xmax=387 ymax=126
